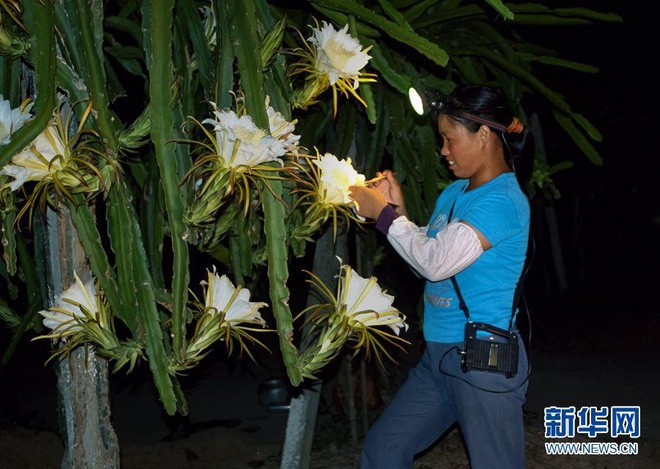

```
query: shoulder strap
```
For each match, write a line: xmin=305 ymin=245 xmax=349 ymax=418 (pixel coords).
xmin=450 ymin=276 xmax=470 ymax=320
xmin=447 ymin=200 xmax=470 ymax=320
xmin=447 ymin=196 xmax=525 ymax=328
xmin=509 ymin=234 xmax=534 ymax=329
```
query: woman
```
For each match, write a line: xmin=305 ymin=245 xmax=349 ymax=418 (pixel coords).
xmin=350 ymin=84 xmax=531 ymax=468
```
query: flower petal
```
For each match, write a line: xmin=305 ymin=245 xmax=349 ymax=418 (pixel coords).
xmin=344 ymin=271 xmax=394 ymax=315
xmin=267 ymin=101 xmax=300 ymax=154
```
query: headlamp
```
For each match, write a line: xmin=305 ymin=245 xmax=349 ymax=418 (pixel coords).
xmin=408 ymin=87 xmax=443 ymax=116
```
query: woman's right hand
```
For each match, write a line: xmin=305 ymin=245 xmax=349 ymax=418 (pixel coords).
xmin=372 ymin=170 xmax=407 ymax=216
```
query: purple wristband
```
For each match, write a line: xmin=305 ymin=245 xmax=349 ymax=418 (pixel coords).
xmin=376 ymin=204 xmax=400 ymax=234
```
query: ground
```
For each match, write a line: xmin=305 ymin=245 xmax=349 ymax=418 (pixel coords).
xmin=1 ymin=326 xmax=658 ymax=469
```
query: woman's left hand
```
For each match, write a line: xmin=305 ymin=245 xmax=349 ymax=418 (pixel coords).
xmin=349 ymin=185 xmax=389 ymax=220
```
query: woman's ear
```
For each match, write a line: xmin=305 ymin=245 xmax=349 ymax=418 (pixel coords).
xmin=479 ymin=125 xmax=490 ymax=143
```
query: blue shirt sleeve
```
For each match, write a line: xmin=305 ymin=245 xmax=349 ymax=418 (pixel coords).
xmin=461 ymin=193 xmax=522 ymax=246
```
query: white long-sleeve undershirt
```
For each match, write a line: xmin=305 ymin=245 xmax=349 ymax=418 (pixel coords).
xmin=386 ymin=217 xmax=484 ymax=282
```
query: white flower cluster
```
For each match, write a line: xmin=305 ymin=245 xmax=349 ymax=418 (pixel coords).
xmin=203 ymin=268 xmax=267 ymax=327
xmin=338 ymin=264 xmax=408 ymax=336
xmin=202 ymin=101 xmax=300 ymax=168
xmin=313 ymin=152 xmax=365 ymax=206
xmin=0 ymin=123 xmax=67 ymax=192
xmin=308 ymin=21 xmax=372 ymax=90
xmin=0 ymin=95 xmax=32 ymax=145
xmin=38 ymin=273 xmax=98 ymax=337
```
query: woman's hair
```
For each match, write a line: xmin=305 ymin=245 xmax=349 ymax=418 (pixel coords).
xmin=435 ymin=84 xmax=529 ymax=165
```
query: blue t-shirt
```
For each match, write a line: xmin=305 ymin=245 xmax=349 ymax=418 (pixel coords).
xmin=423 ymin=172 xmax=530 ymax=343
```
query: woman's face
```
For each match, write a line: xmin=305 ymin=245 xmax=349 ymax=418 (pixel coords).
xmin=437 ymin=114 xmax=487 ymax=179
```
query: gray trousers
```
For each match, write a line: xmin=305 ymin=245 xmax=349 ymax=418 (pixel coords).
xmin=361 ymin=340 xmax=529 ymax=469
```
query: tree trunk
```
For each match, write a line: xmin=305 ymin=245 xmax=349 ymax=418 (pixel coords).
xmin=281 ymin=227 xmax=347 ymax=468
xmin=530 ymin=113 xmax=568 ymax=293
xmin=41 ymin=206 xmax=120 ymax=468
xmin=342 ymin=356 xmax=358 ymax=445
xmin=280 ymin=379 xmax=323 ymax=469
xmin=355 ymin=234 xmax=373 ymax=439
xmin=56 ymin=347 xmax=119 ymax=468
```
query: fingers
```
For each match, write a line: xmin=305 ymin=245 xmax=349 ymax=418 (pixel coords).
xmin=348 ymin=184 xmax=366 ymax=201
xmin=374 ymin=169 xmax=400 ymax=189
xmin=373 ymin=178 xmax=391 ymax=190
xmin=385 ymin=170 xmax=399 ymax=186
xmin=360 ymin=170 xmax=400 ymax=206
xmin=373 ymin=183 xmax=392 ymax=200
xmin=348 ymin=184 xmax=364 ymax=193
